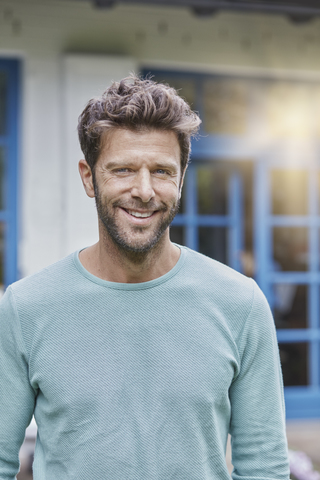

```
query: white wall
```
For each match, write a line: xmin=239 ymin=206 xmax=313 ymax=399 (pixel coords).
xmin=20 ymin=55 xmax=64 ymax=276
xmin=1 ymin=0 xmax=320 ymax=276
xmin=63 ymin=55 xmax=136 ymax=256
xmin=18 ymin=53 xmax=136 ymax=277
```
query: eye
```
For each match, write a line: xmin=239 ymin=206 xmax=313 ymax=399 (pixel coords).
xmin=114 ymin=167 xmax=131 ymax=174
xmin=154 ymin=169 xmax=169 ymax=176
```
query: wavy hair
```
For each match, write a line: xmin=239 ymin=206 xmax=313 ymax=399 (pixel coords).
xmin=78 ymin=74 xmax=201 ymax=173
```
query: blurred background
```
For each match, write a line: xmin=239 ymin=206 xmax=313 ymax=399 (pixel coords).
xmin=1 ymin=0 xmax=320 ymax=477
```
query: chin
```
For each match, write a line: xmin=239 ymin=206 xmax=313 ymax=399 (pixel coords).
xmin=113 ymin=232 xmax=166 ymax=254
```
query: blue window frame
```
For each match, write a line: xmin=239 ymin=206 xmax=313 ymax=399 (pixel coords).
xmin=0 ymin=59 xmax=19 ymax=289
xmin=255 ymin=159 xmax=320 ymax=418
xmin=171 ymin=162 xmax=243 ymax=271
xmin=144 ymin=69 xmax=245 ymax=271
xmin=144 ymin=68 xmax=320 ymax=418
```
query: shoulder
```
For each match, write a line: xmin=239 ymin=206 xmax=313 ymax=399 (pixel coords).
xmin=181 ymin=246 xmax=255 ymax=297
xmin=179 ymin=246 xmax=267 ymax=334
xmin=6 ymin=252 xmax=78 ymax=306
xmin=0 ymin=252 xmax=85 ymax=358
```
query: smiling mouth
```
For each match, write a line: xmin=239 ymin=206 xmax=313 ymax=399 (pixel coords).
xmin=124 ymin=209 xmax=155 ymax=218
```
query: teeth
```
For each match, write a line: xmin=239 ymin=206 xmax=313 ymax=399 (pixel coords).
xmin=127 ymin=210 xmax=153 ymax=218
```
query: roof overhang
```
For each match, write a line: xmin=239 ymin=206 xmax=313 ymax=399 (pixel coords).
xmin=92 ymin=0 xmax=320 ymax=22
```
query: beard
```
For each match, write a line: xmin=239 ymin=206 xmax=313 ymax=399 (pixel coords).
xmin=94 ymin=185 xmax=180 ymax=256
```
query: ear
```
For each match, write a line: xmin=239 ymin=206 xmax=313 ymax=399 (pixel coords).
xmin=79 ymin=159 xmax=95 ymax=198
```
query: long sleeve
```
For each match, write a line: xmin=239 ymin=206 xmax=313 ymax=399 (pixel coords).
xmin=229 ymin=281 xmax=290 ymax=480
xmin=0 ymin=287 xmax=36 ymax=480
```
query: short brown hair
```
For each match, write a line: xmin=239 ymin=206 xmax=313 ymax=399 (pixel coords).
xmin=77 ymin=74 xmax=201 ymax=173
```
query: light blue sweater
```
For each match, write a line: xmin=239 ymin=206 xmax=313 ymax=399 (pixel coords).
xmin=0 ymin=246 xmax=289 ymax=479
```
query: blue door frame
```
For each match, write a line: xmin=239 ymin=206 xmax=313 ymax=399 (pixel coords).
xmin=0 ymin=59 xmax=19 ymax=287
xmin=144 ymin=68 xmax=320 ymax=418
xmin=144 ymin=68 xmax=244 ymax=271
xmin=254 ymin=158 xmax=320 ymax=418
xmin=172 ymin=162 xmax=243 ymax=272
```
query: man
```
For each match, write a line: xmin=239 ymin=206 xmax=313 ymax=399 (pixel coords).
xmin=0 ymin=75 xmax=289 ymax=479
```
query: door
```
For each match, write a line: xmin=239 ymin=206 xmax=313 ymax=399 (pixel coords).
xmin=255 ymin=159 xmax=320 ymax=418
xmin=171 ymin=160 xmax=245 ymax=272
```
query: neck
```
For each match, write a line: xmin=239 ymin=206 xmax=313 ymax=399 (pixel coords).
xmin=79 ymin=230 xmax=180 ymax=283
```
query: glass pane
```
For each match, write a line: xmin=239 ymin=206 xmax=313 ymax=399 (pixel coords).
xmin=273 ymin=227 xmax=308 ymax=271
xmin=279 ymin=342 xmax=309 ymax=386
xmin=197 ymin=165 xmax=228 ymax=215
xmin=199 ymin=227 xmax=227 ymax=265
xmin=203 ymin=79 xmax=248 ymax=135
xmin=271 ymin=170 xmax=308 ymax=215
xmin=273 ymin=284 xmax=308 ymax=329
xmin=148 ymin=75 xmax=195 ymax=109
xmin=166 ymin=79 xmax=195 ymax=109
xmin=0 ymin=71 xmax=7 ymax=135
xmin=170 ymin=226 xmax=185 ymax=246
xmin=0 ymin=223 xmax=4 ymax=296
xmin=0 ymin=147 xmax=5 ymax=210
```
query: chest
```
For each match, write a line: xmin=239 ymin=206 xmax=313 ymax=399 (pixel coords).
xmin=29 ymin=293 xmax=239 ymax=421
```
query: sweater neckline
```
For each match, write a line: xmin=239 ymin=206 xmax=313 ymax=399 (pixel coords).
xmin=72 ymin=244 xmax=186 ymax=290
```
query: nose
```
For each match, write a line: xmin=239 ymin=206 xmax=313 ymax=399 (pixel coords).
xmin=131 ymin=169 xmax=155 ymax=203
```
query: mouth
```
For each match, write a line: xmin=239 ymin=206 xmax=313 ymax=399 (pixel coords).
xmin=119 ymin=207 xmax=159 ymax=224
xmin=125 ymin=209 xmax=154 ymax=218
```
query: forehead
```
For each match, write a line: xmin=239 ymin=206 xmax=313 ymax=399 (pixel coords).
xmin=99 ymin=128 xmax=181 ymax=164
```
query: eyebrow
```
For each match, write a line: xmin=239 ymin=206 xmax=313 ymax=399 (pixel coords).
xmin=153 ymin=161 xmax=179 ymax=172
xmin=105 ymin=160 xmax=179 ymax=172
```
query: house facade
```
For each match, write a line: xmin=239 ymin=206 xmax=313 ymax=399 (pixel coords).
xmin=1 ymin=0 xmax=320 ymax=418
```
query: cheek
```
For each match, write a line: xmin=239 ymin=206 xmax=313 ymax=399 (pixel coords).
xmin=157 ymin=184 xmax=181 ymax=203
xmin=99 ymin=177 xmax=132 ymax=197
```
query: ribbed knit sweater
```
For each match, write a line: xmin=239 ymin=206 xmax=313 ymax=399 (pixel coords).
xmin=0 ymin=246 xmax=289 ymax=480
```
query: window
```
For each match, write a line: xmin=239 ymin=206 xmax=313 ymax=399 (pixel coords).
xmin=145 ymin=69 xmax=320 ymax=418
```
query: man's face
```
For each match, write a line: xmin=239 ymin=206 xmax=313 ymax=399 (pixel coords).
xmin=82 ymin=128 xmax=183 ymax=254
